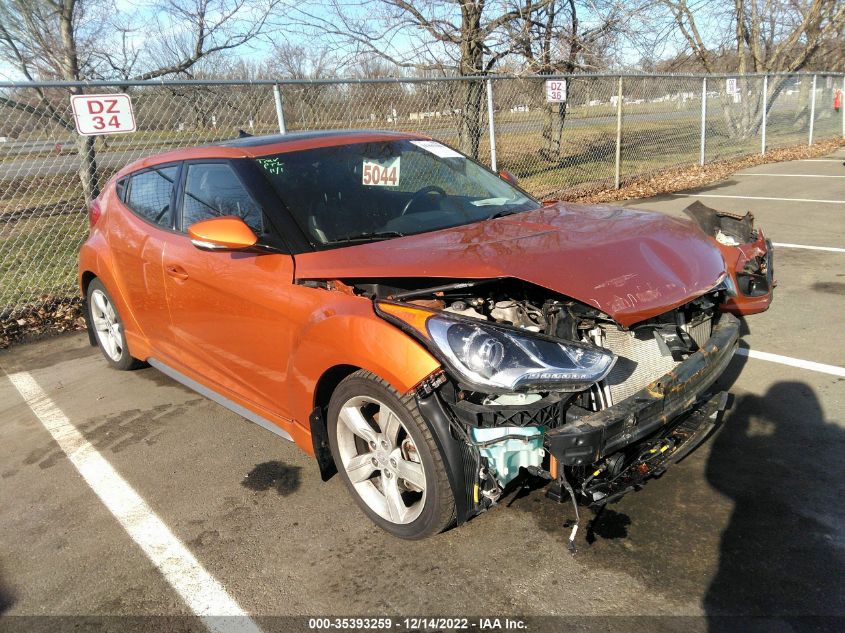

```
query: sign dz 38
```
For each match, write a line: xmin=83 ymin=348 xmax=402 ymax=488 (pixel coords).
xmin=70 ymin=93 xmax=137 ymax=136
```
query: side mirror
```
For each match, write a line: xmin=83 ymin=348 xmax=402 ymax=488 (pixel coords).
xmin=188 ymin=216 xmax=258 ymax=251
xmin=499 ymin=169 xmax=519 ymax=186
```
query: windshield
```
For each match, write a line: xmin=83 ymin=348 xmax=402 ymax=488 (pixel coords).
xmin=254 ymin=139 xmax=540 ymax=247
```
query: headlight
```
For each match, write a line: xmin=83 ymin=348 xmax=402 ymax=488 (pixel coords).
xmin=377 ymin=301 xmax=616 ymax=392
xmin=428 ymin=317 xmax=615 ymax=391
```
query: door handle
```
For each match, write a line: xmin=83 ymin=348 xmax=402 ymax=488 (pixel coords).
xmin=165 ymin=265 xmax=189 ymax=281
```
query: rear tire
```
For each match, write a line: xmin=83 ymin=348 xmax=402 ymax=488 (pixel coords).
xmin=327 ymin=370 xmax=456 ymax=539
xmin=87 ymin=278 xmax=144 ymax=371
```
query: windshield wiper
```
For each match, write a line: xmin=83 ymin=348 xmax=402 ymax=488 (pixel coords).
xmin=323 ymin=230 xmax=406 ymax=245
xmin=486 ymin=208 xmax=521 ymax=221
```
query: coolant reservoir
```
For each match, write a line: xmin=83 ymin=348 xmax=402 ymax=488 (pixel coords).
xmin=470 ymin=426 xmax=545 ymax=487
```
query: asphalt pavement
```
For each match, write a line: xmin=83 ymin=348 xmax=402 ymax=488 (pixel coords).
xmin=0 ymin=147 xmax=843 ymax=633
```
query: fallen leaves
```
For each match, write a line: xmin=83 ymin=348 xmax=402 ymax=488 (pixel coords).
xmin=563 ymin=139 xmax=844 ymax=205
xmin=1 ymin=297 xmax=85 ymax=349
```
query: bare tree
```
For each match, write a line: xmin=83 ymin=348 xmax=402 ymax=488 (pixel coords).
xmin=287 ymin=0 xmax=555 ymax=157
xmin=507 ymin=0 xmax=629 ymax=161
xmin=658 ymin=0 xmax=845 ymax=137
xmin=0 ymin=0 xmax=283 ymax=201
xmin=263 ymin=43 xmax=341 ymax=129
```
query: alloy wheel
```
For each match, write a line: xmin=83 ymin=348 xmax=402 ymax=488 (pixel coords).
xmin=335 ymin=396 xmax=427 ymax=524
xmin=90 ymin=289 xmax=124 ymax=362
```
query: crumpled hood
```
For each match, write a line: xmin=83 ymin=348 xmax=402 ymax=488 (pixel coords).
xmin=294 ymin=202 xmax=728 ymax=326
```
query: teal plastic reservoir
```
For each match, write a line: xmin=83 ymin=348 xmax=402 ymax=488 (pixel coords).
xmin=470 ymin=426 xmax=545 ymax=487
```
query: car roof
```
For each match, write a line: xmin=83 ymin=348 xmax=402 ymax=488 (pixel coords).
xmin=114 ymin=130 xmax=430 ymax=179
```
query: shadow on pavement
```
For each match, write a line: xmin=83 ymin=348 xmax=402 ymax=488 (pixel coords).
xmin=0 ymin=565 xmax=14 ymax=615
xmin=704 ymin=380 xmax=845 ymax=633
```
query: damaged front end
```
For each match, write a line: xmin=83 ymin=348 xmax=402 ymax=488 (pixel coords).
xmin=358 ymin=273 xmax=739 ymax=529
xmin=308 ymin=203 xmax=772 ymax=537
xmin=683 ymin=201 xmax=775 ymax=316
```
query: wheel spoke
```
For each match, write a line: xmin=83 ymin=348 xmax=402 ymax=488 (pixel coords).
xmin=92 ymin=292 xmax=108 ymax=317
xmin=111 ymin=333 xmax=123 ymax=355
xmin=103 ymin=332 xmax=117 ymax=359
xmin=345 ymin=452 xmax=378 ymax=484
xmin=382 ymin=475 xmax=409 ymax=523
xmin=339 ymin=406 xmax=377 ymax=444
xmin=336 ymin=395 xmax=427 ymax=526
xmin=393 ymin=451 xmax=426 ymax=491
xmin=379 ymin=406 xmax=401 ymax=446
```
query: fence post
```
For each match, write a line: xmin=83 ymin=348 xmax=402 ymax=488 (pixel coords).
xmin=486 ymin=79 xmax=497 ymax=172
xmin=699 ymin=77 xmax=707 ymax=165
xmin=761 ymin=75 xmax=768 ymax=155
xmin=614 ymin=76 xmax=623 ymax=189
xmin=808 ymin=74 xmax=816 ymax=145
xmin=273 ymin=84 xmax=286 ymax=134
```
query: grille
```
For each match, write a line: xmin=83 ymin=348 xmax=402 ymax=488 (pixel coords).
xmin=451 ymin=396 xmax=564 ymax=428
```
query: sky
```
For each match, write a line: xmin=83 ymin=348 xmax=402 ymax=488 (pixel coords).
xmin=0 ymin=0 xmax=711 ymax=83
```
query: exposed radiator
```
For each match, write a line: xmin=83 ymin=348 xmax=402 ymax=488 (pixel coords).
xmin=598 ymin=317 xmax=713 ymax=406
xmin=684 ymin=316 xmax=713 ymax=350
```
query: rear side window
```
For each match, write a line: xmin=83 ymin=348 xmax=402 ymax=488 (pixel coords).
xmin=125 ymin=166 xmax=178 ymax=227
xmin=181 ymin=163 xmax=264 ymax=234
xmin=115 ymin=177 xmax=128 ymax=202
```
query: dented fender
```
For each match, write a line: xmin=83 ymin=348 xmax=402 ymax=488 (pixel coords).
xmin=284 ymin=288 xmax=441 ymax=433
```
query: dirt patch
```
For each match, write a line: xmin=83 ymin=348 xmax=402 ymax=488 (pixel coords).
xmin=21 ymin=398 xmax=204 ymax=470
xmin=242 ymin=461 xmax=303 ymax=496
xmin=812 ymin=281 xmax=845 ymax=296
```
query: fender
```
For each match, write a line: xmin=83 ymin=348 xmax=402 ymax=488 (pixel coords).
xmin=290 ymin=299 xmax=474 ymax=514
xmin=285 ymin=298 xmax=441 ymax=430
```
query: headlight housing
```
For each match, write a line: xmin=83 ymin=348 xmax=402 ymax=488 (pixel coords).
xmin=377 ymin=301 xmax=616 ymax=392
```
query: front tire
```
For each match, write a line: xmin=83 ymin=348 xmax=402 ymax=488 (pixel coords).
xmin=327 ymin=370 xmax=456 ymax=539
xmin=87 ymin=278 xmax=143 ymax=371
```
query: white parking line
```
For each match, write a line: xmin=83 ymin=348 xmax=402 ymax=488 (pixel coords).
xmin=737 ymin=173 xmax=845 ymax=178
xmin=672 ymin=193 xmax=844 ymax=204
xmin=772 ymin=242 xmax=845 ymax=253
xmin=5 ymin=370 xmax=263 ymax=633
xmin=735 ymin=349 xmax=845 ymax=378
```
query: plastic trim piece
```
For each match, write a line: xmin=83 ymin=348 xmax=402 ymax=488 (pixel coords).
xmin=148 ymin=358 xmax=294 ymax=442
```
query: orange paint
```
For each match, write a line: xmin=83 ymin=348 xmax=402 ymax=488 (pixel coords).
xmin=187 ymin=217 xmax=258 ymax=250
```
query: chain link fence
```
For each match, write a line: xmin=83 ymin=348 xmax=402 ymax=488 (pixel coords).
xmin=1 ymin=72 xmax=843 ymax=333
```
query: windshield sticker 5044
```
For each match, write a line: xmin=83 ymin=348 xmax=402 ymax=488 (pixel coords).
xmin=362 ymin=157 xmax=400 ymax=186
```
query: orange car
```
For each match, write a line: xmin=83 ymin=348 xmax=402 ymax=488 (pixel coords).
xmin=79 ymin=131 xmax=773 ymax=540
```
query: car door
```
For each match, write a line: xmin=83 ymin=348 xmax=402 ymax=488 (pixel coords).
xmin=159 ymin=159 xmax=298 ymax=419
xmin=107 ymin=164 xmax=180 ymax=350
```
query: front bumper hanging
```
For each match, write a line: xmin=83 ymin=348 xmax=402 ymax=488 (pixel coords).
xmin=545 ymin=312 xmax=740 ymax=468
